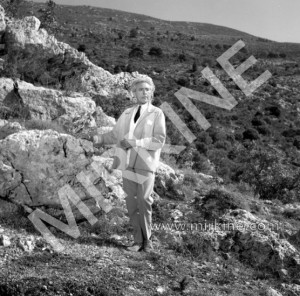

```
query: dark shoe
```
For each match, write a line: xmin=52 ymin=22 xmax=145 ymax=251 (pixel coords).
xmin=126 ymin=242 xmax=143 ymax=252
xmin=142 ymin=240 xmax=154 ymax=253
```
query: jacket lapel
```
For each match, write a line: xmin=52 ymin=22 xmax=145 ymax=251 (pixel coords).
xmin=123 ymin=106 xmax=136 ymax=136
xmin=134 ymin=103 xmax=156 ymax=130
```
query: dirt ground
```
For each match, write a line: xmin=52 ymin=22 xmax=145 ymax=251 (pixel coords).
xmin=1 ymin=198 xmax=295 ymax=296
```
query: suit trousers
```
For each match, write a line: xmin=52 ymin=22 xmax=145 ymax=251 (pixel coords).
xmin=122 ymin=167 xmax=155 ymax=243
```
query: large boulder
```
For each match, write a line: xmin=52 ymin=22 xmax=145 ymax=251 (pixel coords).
xmin=4 ymin=16 xmax=148 ymax=97
xmin=0 ymin=130 xmax=93 ymax=206
xmin=0 ymin=78 xmax=94 ymax=118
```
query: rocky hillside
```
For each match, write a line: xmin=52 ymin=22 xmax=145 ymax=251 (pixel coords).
xmin=0 ymin=3 xmax=300 ymax=296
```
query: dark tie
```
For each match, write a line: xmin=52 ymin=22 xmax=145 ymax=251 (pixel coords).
xmin=134 ymin=105 xmax=141 ymax=123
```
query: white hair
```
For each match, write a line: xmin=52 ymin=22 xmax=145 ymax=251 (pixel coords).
xmin=130 ymin=76 xmax=155 ymax=94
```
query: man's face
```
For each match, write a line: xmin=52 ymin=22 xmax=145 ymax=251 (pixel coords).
xmin=134 ymin=82 xmax=152 ymax=105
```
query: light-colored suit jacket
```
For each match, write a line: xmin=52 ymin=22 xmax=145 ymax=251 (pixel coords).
xmin=96 ymin=103 xmax=166 ymax=173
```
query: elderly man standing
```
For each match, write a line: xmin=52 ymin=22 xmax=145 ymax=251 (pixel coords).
xmin=83 ymin=76 xmax=166 ymax=252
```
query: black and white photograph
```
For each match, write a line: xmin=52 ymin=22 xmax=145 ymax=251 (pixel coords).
xmin=0 ymin=0 xmax=300 ymax=295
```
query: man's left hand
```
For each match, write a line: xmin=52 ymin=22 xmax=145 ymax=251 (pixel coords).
xmin=120 ymin=139 xmax=136 ymax=149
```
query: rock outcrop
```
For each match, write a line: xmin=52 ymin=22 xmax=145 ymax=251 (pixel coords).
xmin=0 ymin=130 xmax=93 ymax=206
xmin=0 ymin=5 xmax=5 ymax=35
xmin=3 ymin=15 xmax=148 ymax=98
xmin=0 ymin=78 xmax=118 ymax=134
xmin=0 ymin=77 xmax=95 ymax=122
xmin=219 ymin=209 xmax=300 ymax=277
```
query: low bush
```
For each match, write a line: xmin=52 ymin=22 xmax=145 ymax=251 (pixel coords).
xmin=256 ymin=126 xmax=271 ymax=136
xmin=243 ymin=128 xmax=260 ymax=140
xmin=24 ymin=119 xmax=66 ymax=133
xmin=148 ymin=47 xmax=163 ymax=57
xmin=236 ymin=144 xmax=300 ymax=202
xmin=197 ymin=187 xmax=250 ymax=220
xmin=129 ymin=47 xmax=143 ymax=58
xmin=282 ymin=129 xmax=300 ymax=138
xmin=265 ymin=105 xmax=281 ymax=117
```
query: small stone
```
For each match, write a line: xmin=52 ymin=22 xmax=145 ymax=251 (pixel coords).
xmin=156 ymin=286 xmax=166 ymax=294
xmin=17 ymin=237 xmax=35 ymax=252
xmin=266 ymin=287 xmax=283 ymax=296
xmin=279 ymin=268 xmax=288 ymax=279
xmin=0 ymin=235 xmax=11 ymax=247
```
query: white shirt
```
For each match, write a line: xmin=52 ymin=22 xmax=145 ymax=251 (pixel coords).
xmin=127 ymin=102 xmax=149 ymax=141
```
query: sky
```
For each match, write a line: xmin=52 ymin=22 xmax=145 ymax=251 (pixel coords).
xmin=32 ymin=0 xmax=300 ymax=43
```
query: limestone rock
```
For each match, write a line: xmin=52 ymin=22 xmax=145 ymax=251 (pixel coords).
xmin=0 ymin=78 xmax=96 ymax=123
xmin=155 ymin=162 xmax=182 ymax=197
xmin=93 ymin=106 xmax=116 ymax=131
xmin=266 ymin=287 xmax=283 ymax=296
xmin=0 ymin=234 xmax=11 ymax=247
xmin=0 ymin=5 xmax=5 ymax=35
xmin=0 ymin=129 xmax=93 ymax=207
xmin=281 ymin=284 xmax=300 ymax=296
xmin=17 ymin=236 xmax=35 ymax=252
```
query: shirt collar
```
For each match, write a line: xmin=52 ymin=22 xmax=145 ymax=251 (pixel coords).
xmin=137 ymin=101 xmax=150 ymax=113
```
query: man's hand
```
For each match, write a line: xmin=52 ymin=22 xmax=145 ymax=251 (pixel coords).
xmin=120 ymin=139 xmax=136 ymax=150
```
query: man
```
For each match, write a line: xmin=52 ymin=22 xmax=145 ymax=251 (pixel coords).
xmin=83 ymin=76 xmax=166 ymax=252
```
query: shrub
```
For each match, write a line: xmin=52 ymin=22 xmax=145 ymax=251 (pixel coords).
xmin=236 ymin=144 xmax=300 ymax=201
xmin=1 ymin=0 xmax=26 ymax=18
xmin=148 ymin=46 xmax=163 ymax=57
xmin=77 ymin=44 xmax=86 ymax=52
xmin=265 ymin=105 xmax=281 ymax=117
xmin=251 ymin=118 xmax=265 ymax=126
xmin=178 ymin=53 xmax=186 ymax=62
xmin=195 ymin=142 xmax=208 ymax=155
xmin=201 ymin=58 xmax=213 ymax=67
xmin=223 ymin=44 xmax=231 ymax=50
xmin=243 ymin=128 xmax=260 ymax=140
xmin=192 ymin=61 xmax=198 ymax=72
xmin=293 ymin=137 xmax=300 ymax=149
xmin=172 ymin=231 xmax=217 ymax=260
xmin=24 ymin=119 xmax=66 ymax=133
xmin=267 ymin=52 xmax=278 ymax=58
xmin=129 ymin=47 xmax=143 ymax=58
xmin=198 ymin=188 xmax=249 ymax=220
xmin=214 ymin=140 xmax=232 ymax=150
xmin=282 ymin=129 xmax=300 ymax=138
xmin=39 ymin=0 xmax=59 ymax=35
xmin=183 ymin=173 xmax=198 ymax=187
xmin=256 ymin=126 xmax=271 ymax=136
xmin=177 ymin=77 xmax=188 ymax=87
xmin=125 ymin=64 xmax=135 ymax=73
xmin=113 ymin=65 xmax=126 ymax=74
xmin=279 ymin=53 xmax=287 ymax=58
xmin=129 ymin=28 xmax=138 ymax=38
xmin=192 ymin=151 xmax=211 ymax=173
